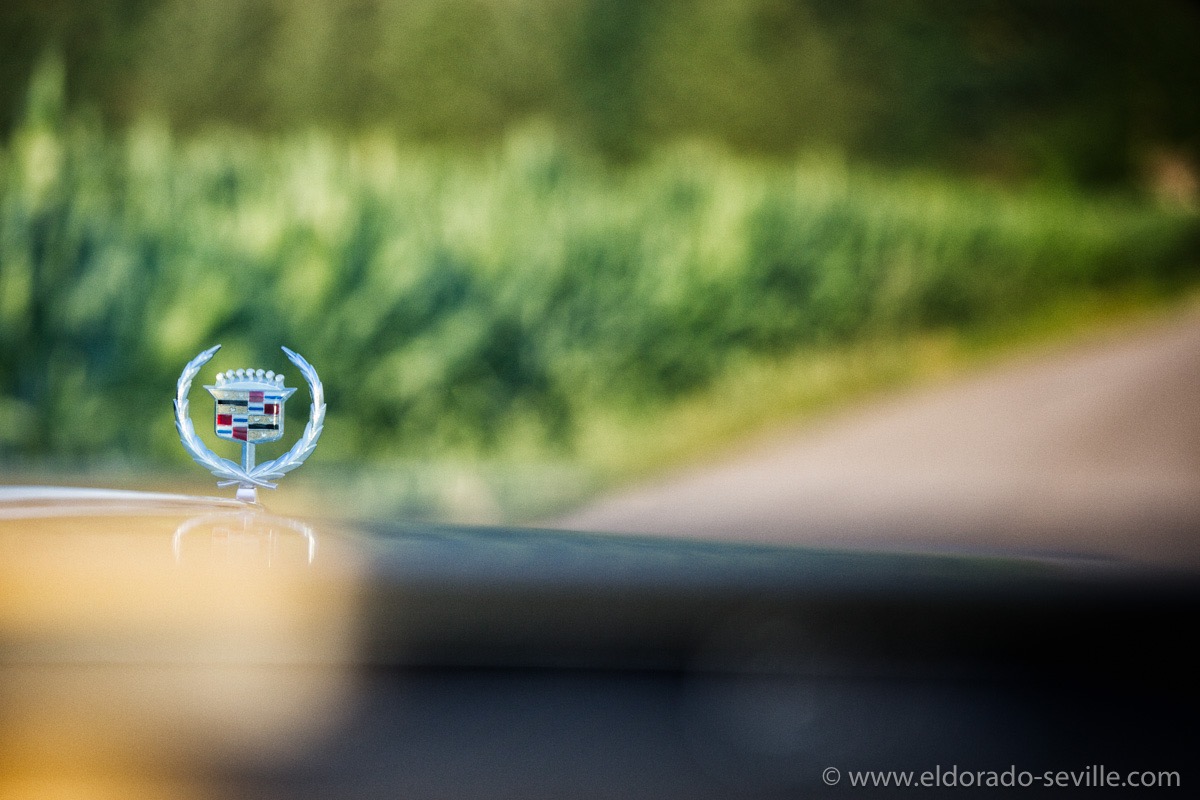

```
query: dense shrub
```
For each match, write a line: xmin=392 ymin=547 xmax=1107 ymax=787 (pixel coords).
xmin=1 ymin=74 xmax=1197 ymax=467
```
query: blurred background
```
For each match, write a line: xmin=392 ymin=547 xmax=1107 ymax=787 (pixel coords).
xmin=1 ymin=0 xmax=1199 ymax=522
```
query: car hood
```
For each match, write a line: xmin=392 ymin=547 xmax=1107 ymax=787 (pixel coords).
xmin=1 ymin=486 xmax=1196 ymax=798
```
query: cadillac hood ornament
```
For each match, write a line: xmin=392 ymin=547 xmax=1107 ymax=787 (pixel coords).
xmin=175 ymin=345 xmax=325 ymax=503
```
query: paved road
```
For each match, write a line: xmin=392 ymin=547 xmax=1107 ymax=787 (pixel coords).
xmin=555 ymin=310 xmax=1200 ymax=568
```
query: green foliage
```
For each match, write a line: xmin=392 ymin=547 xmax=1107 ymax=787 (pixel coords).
xmin=2 ymin=0 xmax=1199 ymax=184
xmin=1 ymin=61 xmax=1198 ymax=475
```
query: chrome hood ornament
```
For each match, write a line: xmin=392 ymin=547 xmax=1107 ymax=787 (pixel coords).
xmin=175 ymin=345 xmax=325 ymax=503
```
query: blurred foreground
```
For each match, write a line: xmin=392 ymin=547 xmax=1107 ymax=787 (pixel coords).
xmin=0 ymin=489 xmax=363 ymax=798
xmin=2 ymin=487 xmax=1197 ymax=797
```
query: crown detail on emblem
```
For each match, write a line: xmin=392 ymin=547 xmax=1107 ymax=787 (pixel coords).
xmin=175 ymin=345 xmax=325 ymax=504
xmin=214 ymin=369 xmax=286 ymax=386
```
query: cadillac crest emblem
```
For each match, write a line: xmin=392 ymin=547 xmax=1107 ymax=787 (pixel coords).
xmin=174 ymin=345 xmax=325 ymax=503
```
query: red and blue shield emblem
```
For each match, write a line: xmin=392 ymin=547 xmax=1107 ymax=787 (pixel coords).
xmin=206 ymin=376 xmax=297 ymax=444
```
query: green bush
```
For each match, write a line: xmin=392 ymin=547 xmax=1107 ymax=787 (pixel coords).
xmin=1 ymin=66 xmax=1197 ymax=472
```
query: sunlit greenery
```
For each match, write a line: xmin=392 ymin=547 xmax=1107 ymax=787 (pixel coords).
xmin=3 ymin=1 xmax=1199 ymax=185
xmin=1 ymin=60 xmax=1198 ymax=519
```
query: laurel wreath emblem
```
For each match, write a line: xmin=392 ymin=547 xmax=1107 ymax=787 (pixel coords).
xmin=174 ymin=345 xmax=325 ymax=492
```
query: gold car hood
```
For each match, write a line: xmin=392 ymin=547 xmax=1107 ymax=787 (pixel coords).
xmin=2 ymin=486 xmax=1197 ymax=798
xmin=0 ymin=486 xmax=363 ymax=798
